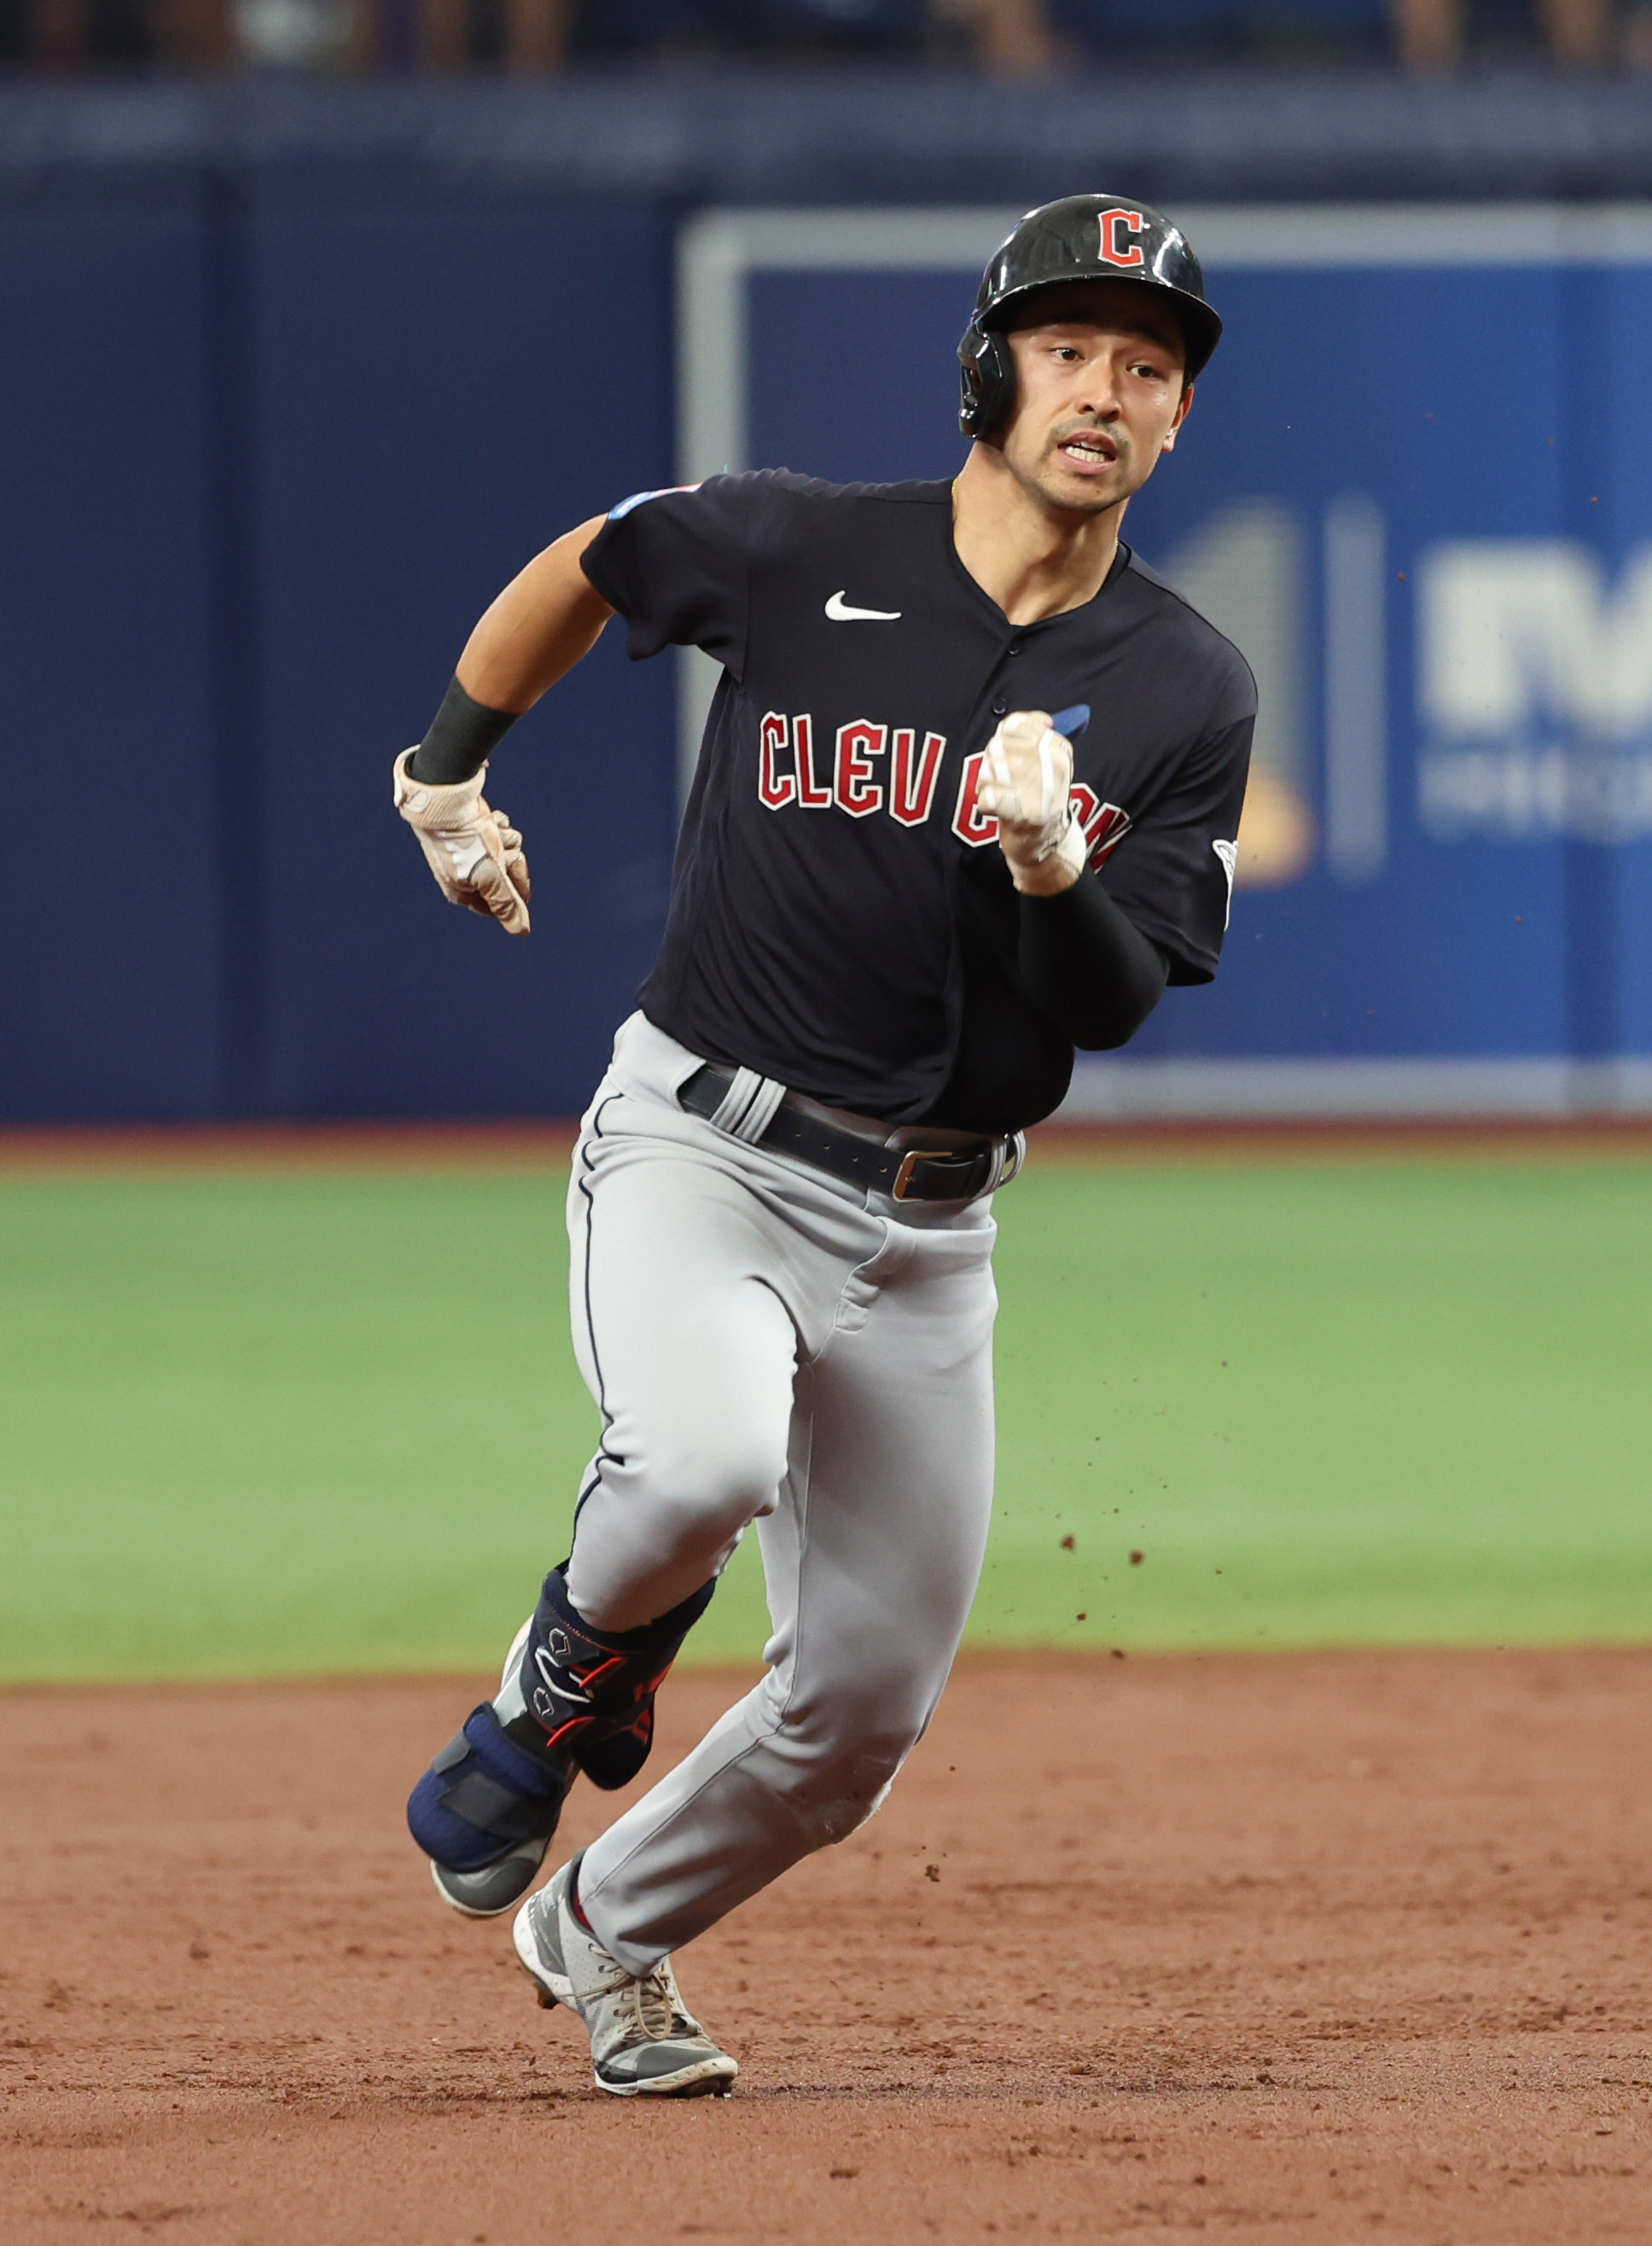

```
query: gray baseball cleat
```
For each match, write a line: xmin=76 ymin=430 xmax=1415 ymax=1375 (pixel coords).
xmin=512 ymin=1854 xmax=738 ymax=2099
xmin=430 ymin=1836 xmax=550 ymax=1918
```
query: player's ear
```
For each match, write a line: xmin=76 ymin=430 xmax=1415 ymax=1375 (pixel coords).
xmin=1163 ymin=378 xmax=1195 ymax=451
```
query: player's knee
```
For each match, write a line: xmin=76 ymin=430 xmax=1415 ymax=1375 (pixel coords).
xmin=784 ymin=1743 xmax=905 ymax=1847
xmin=632 ymin=1426 xmax=788 ymax=1544
xmin=810 ymin=1695 xmax=927 ymax=1776
xmin=775 ymin=1667 xmax=934 ymax=1844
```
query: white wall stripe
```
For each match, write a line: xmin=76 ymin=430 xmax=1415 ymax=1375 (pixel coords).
xmin=1062 ymin=1056 xmax=1652 ymax=1121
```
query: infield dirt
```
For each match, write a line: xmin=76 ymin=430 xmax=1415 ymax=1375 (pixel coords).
xmin=3 ymin=1649 xmax=1648 ymax=2243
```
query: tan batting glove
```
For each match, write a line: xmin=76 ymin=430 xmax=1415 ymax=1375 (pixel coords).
xmin=393 ymin=748 xmax=531 ymax=938
xmin=976 ymin=710 xmax=1087 ymax=896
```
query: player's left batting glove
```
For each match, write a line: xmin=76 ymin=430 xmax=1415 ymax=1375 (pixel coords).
xmin=977 ymin=710 xmax=1088 ymax=897
xmin=393 ymin=747 xmax=531 ymax=937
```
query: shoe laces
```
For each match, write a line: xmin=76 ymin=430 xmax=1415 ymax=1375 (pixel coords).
xmin=600 ymin=1960 xmax=692 ymax=2045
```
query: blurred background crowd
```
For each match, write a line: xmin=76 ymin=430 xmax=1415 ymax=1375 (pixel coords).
xmin=8 ymin=0 xmax=1652 ymax=80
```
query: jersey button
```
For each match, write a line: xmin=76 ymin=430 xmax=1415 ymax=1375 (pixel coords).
xmin=1007 ymin=641 xmax=1022 ymax=656
xmin=991 ymin=699 xmax=1006 ymax=715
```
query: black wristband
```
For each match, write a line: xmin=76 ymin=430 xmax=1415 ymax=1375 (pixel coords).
xmin=406 ymin=676 xmax=521 ymax=785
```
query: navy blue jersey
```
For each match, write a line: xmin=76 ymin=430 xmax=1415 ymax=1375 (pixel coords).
xmin=581 ymin=471 xmax=1254 ymax=1131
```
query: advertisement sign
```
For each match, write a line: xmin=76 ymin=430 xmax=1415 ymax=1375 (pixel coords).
xmin=678 ymin=207 xmax=1652 ymax=1114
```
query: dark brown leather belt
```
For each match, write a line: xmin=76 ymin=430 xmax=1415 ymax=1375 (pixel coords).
xmin=680 ymin=1065 xmax=1024 ymax=1204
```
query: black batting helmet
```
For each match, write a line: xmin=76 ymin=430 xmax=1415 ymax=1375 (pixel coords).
xmin=958 ymin=195 xmax=1223 ymax=440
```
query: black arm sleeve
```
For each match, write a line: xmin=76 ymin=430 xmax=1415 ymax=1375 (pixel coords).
xmin=1016 ymin=876 xmax=1170 ymax=1051
xmin=405 ymin=676 xmax=521 ymax=785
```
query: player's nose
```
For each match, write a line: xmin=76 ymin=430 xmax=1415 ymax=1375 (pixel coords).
xmin=1071 ymin=352 xmax=1129 ymax=416
xmin=1072 ymin=373 xmax=1124 ymax=418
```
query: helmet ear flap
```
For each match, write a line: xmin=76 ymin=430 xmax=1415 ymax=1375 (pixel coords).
xmin=958 ymin=323 xmax=1015 ymax=440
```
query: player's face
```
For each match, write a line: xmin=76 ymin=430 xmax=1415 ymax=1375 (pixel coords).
xmin=998 ymin=282 xmax=1193 ymax=517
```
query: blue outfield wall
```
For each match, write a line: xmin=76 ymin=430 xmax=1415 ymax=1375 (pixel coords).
xmin=5 ymin=84 xmax=1652 ymax=1120
xmin=0 ymin=205 xmax=222 ymax=1120
xmin=0 ymin=182 xmax=679 ymax=1120
xmin=246 ymin=195 xmax=678 ymax=1119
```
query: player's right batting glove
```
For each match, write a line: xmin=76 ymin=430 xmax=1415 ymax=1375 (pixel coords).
xmin=393 ymin=747 xmax=531 ymax=937
xmin=977 ymin=710 xmax=1088 ymax=895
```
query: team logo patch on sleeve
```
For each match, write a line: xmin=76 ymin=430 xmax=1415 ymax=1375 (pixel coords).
xmin=607 ymin=483 xmax=703 ymax=521
xmin=1213 ymin=837 xmax=1239 ymax=928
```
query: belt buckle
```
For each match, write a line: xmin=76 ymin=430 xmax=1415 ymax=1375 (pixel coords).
xmin=892 ymin=1145 xmax=980 ymax=1202
xmin=891 ymin=1148 xmax=928 ymax=1202
xmin=891 ymin=1133 xmax=1017 ymax=1203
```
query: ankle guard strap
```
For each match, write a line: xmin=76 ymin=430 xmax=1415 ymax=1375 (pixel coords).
xmin=509 ymin=1565 xmax=715 ymax=1791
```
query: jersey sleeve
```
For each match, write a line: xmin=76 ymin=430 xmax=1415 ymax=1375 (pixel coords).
xmin=579 ymin=473 xmax=781 ymax=676
xmin=1098 ymin=706 xmax=1254 ymax=986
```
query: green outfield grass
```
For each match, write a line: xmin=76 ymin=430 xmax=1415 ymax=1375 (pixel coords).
xmin=1 ymin=1154 xmax=1648 ymax=1682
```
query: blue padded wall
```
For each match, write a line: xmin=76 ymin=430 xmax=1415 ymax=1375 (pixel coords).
xmin=246 ymin=195 xmax=676 ymax=1118
xmin=0 ymin=209 xmax=223 ymax=1120
xmin=0 ymin=183 xmax=676 ymax=1121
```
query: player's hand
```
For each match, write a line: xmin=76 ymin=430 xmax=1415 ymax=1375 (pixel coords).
xmin=977 ymin=711 xmax=1086 ymax=897
xmin=393 ymin=748 xmax=532 ymax=937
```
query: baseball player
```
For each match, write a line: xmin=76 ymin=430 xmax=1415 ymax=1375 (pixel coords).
xmin=398 ymin=195 xmax=1253 ymax=2098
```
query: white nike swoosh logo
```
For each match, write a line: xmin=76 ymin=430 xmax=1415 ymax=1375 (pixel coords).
xmin=825 ymin=591 xmax=902 ymax=622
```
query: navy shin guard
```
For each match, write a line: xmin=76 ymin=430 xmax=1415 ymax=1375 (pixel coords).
xmin=516 ymin=1565 xmax=715 ymax=1793
xmin=405 ymin=1565 xmax=715 ymax=1876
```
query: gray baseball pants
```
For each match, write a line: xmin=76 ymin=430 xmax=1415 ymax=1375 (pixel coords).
xmin=558 ymin=1011 xmax=998 ymax=1977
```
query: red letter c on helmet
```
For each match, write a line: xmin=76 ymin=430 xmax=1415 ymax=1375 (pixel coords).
xmin=1097 ymin=207 xmax=1146 ymax=270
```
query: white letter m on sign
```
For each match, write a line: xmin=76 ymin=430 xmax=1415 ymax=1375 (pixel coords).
xmin=1418 ymin=540 xmax=1652 ymax=840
